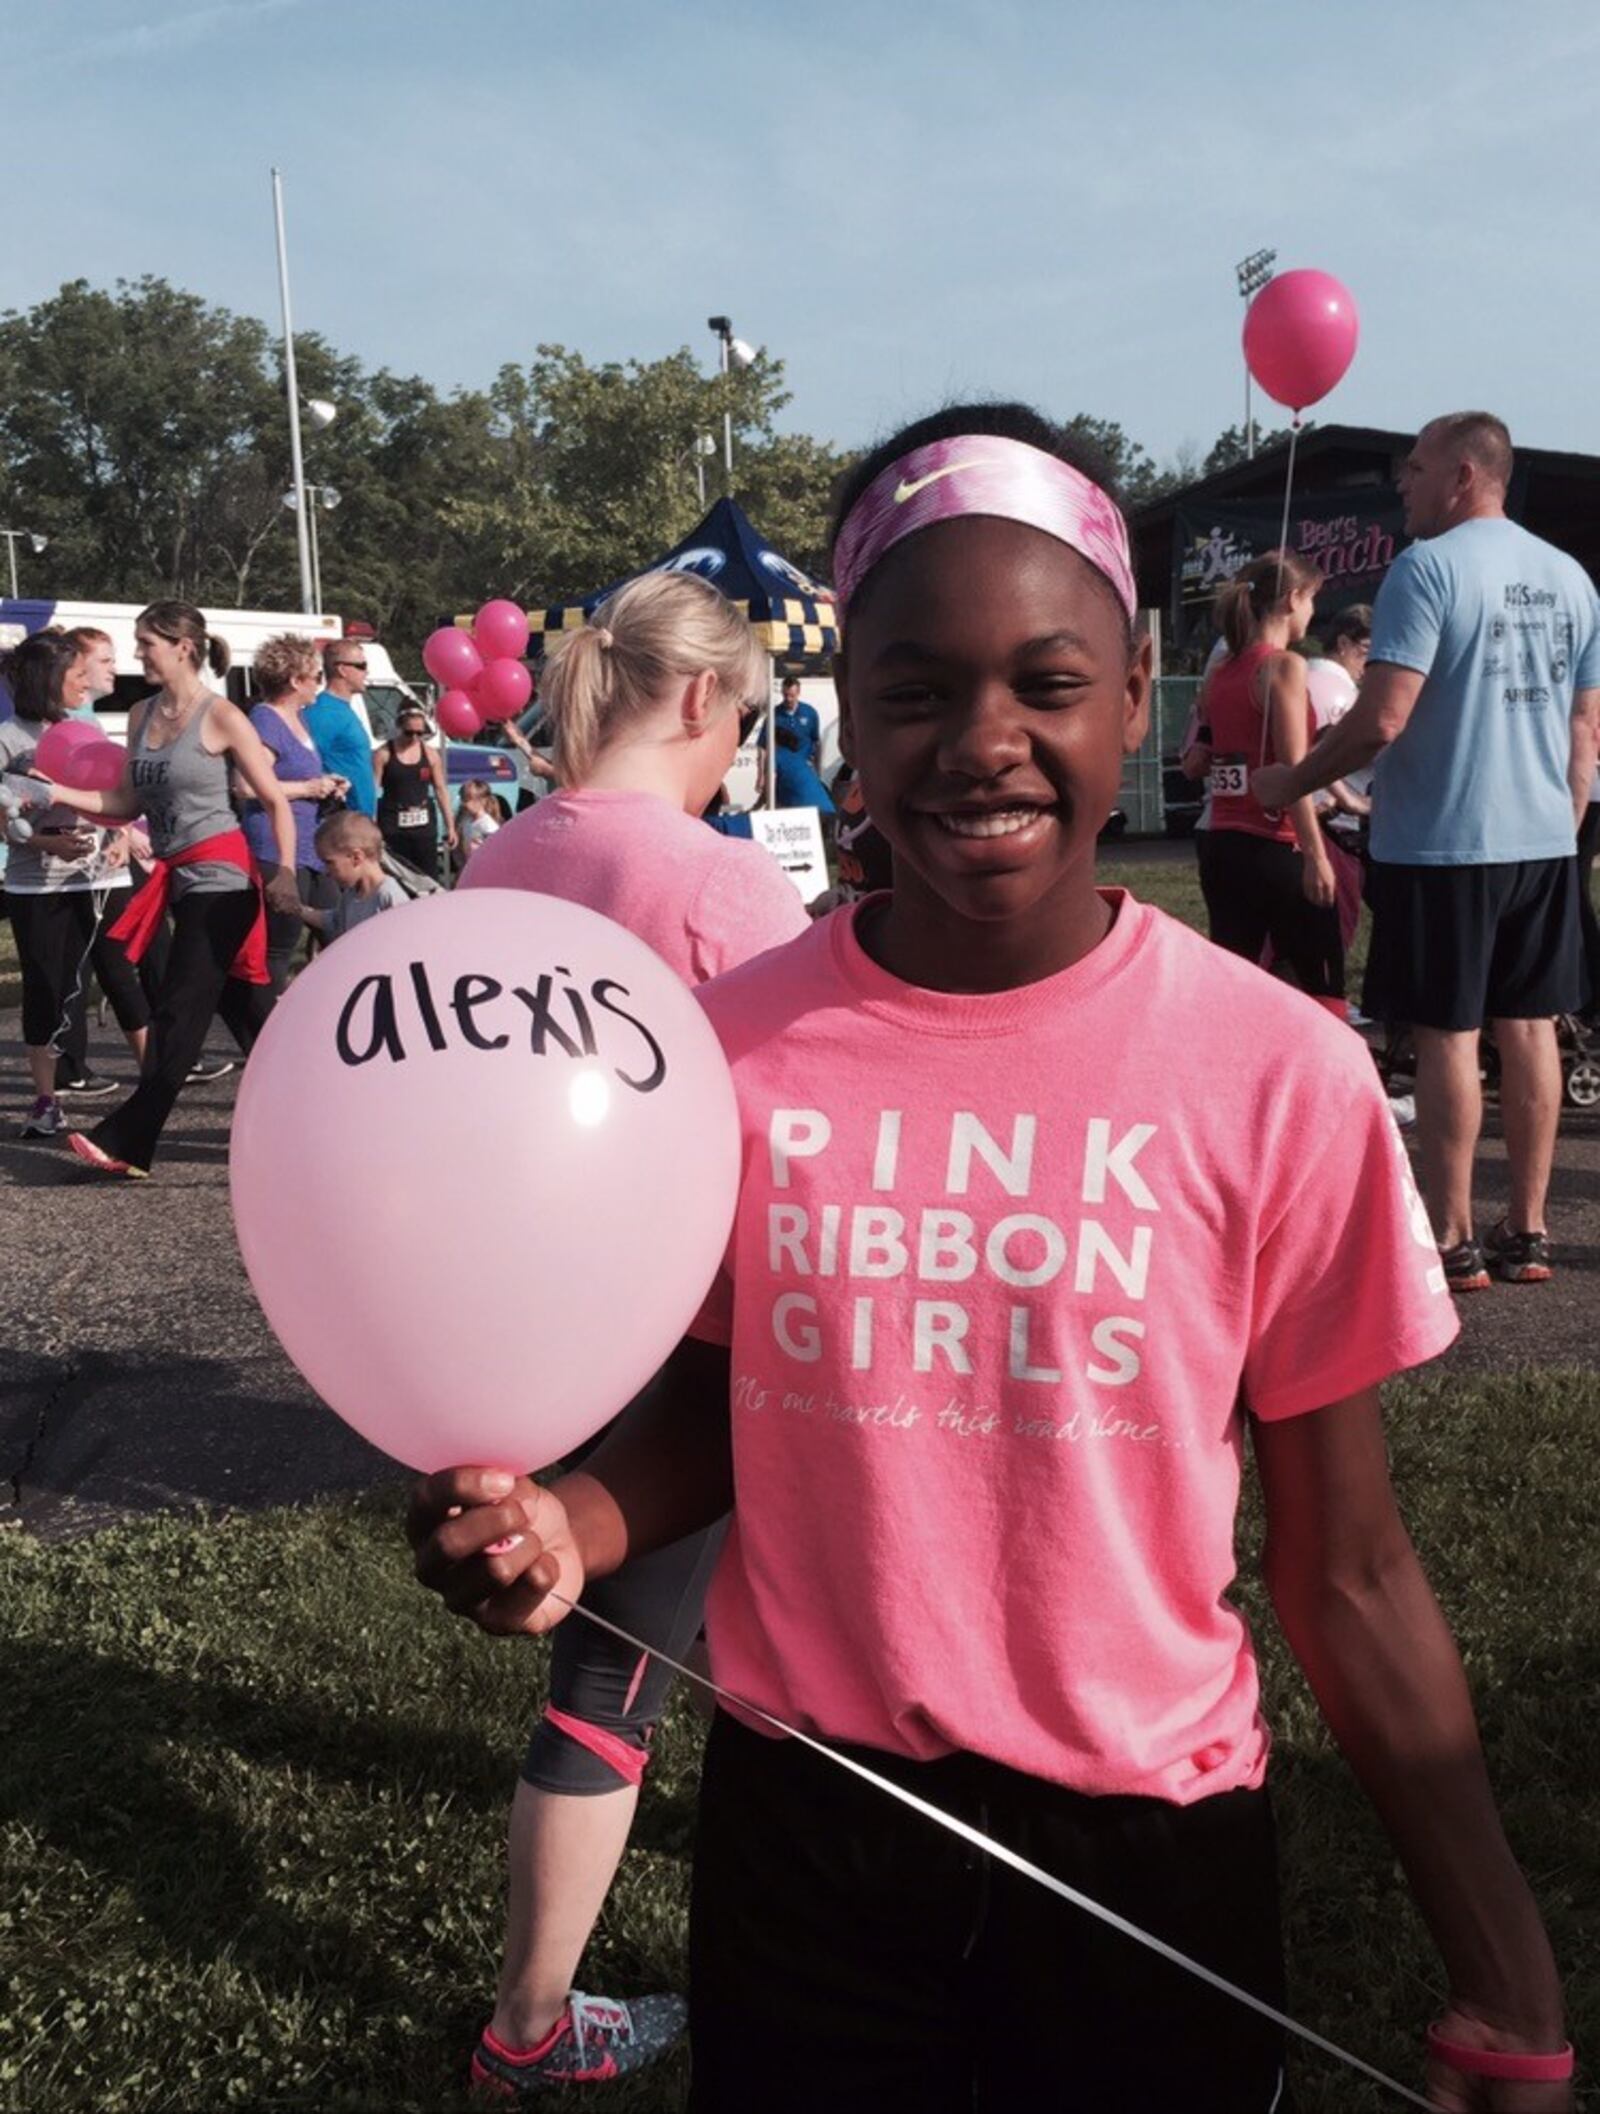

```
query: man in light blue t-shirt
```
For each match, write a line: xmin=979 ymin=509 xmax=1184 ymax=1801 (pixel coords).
xmin=305 ymin=641 xmax=379 ymax=818
xmin=1254 ymin=411 xmax=1600 ymax=1293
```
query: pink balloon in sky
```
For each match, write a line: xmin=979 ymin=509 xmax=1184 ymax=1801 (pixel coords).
xmin=435 ymin=689 xmax=483 ymax=740
xmin=472 ymin=656 xmax=533 ymax=721
xmin=1243 ymin=270 xmax=1360 ymax=412
xmin=229 ymin=889 xmax=742 ymax=1474
xmin=473 ymin=598 xmax=531 ymax=662
xmin=422 ymin=625 xmax=485 ymax=692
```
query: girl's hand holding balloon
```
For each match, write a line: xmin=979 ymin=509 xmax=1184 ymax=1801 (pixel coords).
xmin=407 ymin=1467 xmax=586 ymax=1636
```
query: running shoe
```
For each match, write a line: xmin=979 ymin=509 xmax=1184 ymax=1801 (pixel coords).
xmin=66 ymin=1132 xmax=149 ymax=1180
xmin=1387 ymin=1093 xmax=1416 ymax=1128
xmin=55 ymin=1068 xmax=119 ymax=1097
xmin=1437 ymin=1238 xmax=1491 ymax=1294
xmin=1483 ymin=1221 xmax=1553 ymax=1284
xmin=18 ymin=1096 xmax=66 ymax=1137
xmin=469 ymin=1992 xmax=686 ymax=2096
xmin=187 ymin=1056 xmax=237 ymax=1084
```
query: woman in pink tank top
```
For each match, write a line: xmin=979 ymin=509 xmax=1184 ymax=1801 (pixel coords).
xmin=457 ymin=571 xmax=808 ymax=2090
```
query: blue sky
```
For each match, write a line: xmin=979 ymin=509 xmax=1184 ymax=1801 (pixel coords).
xmin=10 ymin=0 xmax=1599 ymax=468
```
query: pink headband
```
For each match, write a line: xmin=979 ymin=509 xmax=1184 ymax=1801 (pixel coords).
xmin=832 ymin=433 xmax=1137 ymax=621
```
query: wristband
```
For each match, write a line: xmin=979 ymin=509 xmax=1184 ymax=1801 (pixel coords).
xmin=1426 ymin=2022 xmax=1574 ymax=2082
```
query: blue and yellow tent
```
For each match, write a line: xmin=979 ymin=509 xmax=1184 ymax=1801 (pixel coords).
xmin=526 ymin=498 xmax=839 ymax=660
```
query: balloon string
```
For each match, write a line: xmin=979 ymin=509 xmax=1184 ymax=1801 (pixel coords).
xmin=1273 ymin=418 xmax=1303 ymax=601
xmin=548 ymin=1589 xmax=1434 ymax=2111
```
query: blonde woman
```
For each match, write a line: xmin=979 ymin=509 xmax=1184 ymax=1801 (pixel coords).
xmin=456 ymin=571 xmax=809 ymax=2094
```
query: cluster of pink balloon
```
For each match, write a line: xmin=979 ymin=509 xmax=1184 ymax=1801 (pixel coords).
xmin=1242 ymin=268 xmax=1359 ymax=415
xmin=35 ymin=717 xmax=126 ymax=794
xmin=422 ymin=600 xmax=534 ymax=740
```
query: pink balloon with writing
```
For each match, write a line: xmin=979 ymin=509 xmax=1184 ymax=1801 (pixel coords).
xmin=229 ymin=890 xmax=742 ymax=1474
xmin=474 ymin=598 xmax=531 ymax=662
xmin=1242 ymin=270 xmax=1359 ymax=412
xmin=472 ymin=657 xmax=533 ymax=721
xmin=435 ymin=689 xmax=483 ymax=739
xmin=422 ymin=626 xmax=485 ymax=691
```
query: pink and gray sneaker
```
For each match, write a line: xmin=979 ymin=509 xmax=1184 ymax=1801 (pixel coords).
xmin=470 ymin=1991 xmax=686 ymax=2097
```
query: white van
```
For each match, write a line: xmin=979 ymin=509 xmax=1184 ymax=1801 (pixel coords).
xmin=0 ymin=598 xmax=422 ymax=747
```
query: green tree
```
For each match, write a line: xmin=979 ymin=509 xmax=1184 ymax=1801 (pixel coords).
xmin=0 ymin=277 xmax=287 ymax=603
xmin=1202 ymin=421 xmax=1303 ymax=477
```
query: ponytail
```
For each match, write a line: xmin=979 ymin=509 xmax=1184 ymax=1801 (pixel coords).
xmin=136 ymin=600 xmax=230 ymax=680
xmin=540 ymin=571 xmax=765 ymax=788
xmin=1213 ymin=550 xmax=1323 ymax=657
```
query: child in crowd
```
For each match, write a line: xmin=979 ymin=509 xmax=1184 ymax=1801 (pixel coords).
xmin=409 ymin=405 xmax=1569 ymax=2113
xmin=295 ymin=812 xmax=407 ymax=942
xmin=455 ymin=779 xmax=502 ymax=863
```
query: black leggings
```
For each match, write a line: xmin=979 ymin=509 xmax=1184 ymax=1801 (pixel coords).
xmin=7 ymin=890 xmax=150 ymax=1050
xmin=89 ymin=888 xmax=274 ymax=1171
xmin=1577 ymin=799 xmax=1600 ymax=1014
xmin=521 ymin=1515 xmax=727 ymax=1794
xmin=1199 ymin=828 xmax=1344 ymax=999
xmin=258 ymin=861 xmax=334 ymax=993
xmin=688 ymin=1713 xmax=1290 ymax=2114
xmin=381 ymin=823 xmax=439 ymax=885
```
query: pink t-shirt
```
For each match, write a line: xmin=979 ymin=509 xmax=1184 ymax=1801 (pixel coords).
xmin=460 ymin=788 xmax=809 ymax=983
xmin=691 ymin=892 xmax=1457 ymax=1803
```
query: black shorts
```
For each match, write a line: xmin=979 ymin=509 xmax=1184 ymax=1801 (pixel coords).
xmin=688 ymin=1712 xmax=1290 ymax=2114
xmin=1363 ymin=856 xmax=1587 ymax=1031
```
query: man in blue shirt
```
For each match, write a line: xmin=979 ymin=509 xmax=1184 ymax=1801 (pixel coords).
xmin=1255 ymin=412 xmax=1600 ymax=1291
xmin=764 ymin=676 xmax=835 ymax=814
xmin=306 ymin=641 xmax=379 ymax=818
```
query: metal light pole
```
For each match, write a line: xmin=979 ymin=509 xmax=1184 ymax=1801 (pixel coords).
xmin=1234 ymin=248 xmax=1277 ymax=461
xmin=272 ymin=168 xmax=314 ymax=614
xmin=282 ymin=484 xmax=340 ymax=615
xmin=0 ymin=529 xmax=48 ymax=600
xmin=707 ymin=317 xmax=757 ymax=492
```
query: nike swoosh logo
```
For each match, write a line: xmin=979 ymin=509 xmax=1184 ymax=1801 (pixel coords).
xmin=893 ymin=462 xmax=998 ymax=503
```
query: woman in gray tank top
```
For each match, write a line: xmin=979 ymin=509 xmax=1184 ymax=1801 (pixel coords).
xmin=36 ymin=600 xmax=302 ymax=1176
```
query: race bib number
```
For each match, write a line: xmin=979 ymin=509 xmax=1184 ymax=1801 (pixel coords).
xmin=396 ymin=805 xmax=429 ymax=830
xmin=1207 ymin=757 xmax=1249 ymax=799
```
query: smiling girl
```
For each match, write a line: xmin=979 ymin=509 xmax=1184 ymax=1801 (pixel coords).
xmin=411 ymin=407 xmax=1568 ymax=2113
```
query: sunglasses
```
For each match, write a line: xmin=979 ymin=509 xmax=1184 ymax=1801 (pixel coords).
xmin=337 ymin=659 xmax=368 ymax=671
xmin=738 ymin=701 xmax=765 ymax=736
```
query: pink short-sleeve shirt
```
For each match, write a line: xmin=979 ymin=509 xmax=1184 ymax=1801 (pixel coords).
xmin=690 ymin=893 xmax=1457 ymax=1802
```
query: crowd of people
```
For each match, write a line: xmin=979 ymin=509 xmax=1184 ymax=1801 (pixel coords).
xmin=4 ymin=402 xmax=1596 ymax=2110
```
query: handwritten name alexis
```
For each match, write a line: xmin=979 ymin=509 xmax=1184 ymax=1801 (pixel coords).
xmin=334 ymin=960 xmax=668 ymax=1092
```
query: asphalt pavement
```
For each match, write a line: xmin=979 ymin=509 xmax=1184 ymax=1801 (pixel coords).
xmin=2 ymin=1010 xmax=1596 ymax=1544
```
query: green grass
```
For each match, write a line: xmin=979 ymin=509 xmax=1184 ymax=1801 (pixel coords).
xmin=0 ymin=919 xmax=19 ymax=1012
xmin=1104 ymin=840 xmax=1371 ymax=996
xmin=3 ymin=1367 xmax=1596 ymax=2113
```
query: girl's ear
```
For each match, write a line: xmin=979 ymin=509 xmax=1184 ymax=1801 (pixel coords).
xmin=679 ymin=668 xmax=719 ymax=737
xmin=1122 ymin=631 xmax=1153 ymax=757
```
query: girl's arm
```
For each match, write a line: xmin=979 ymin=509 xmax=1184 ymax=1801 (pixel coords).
xmin=428 ymin=743 xmax=458 ymax=847
xmin=372 ymin=743 xmax=389 ymax=801
xmin=1264 ymin=656 xmax=1334 ymax=903
xmin=1254 ymin=1397 xmax=1568 ymax=2083
xmin=407 ymin=1337 xmax=734 ymax=1635
xmin=214 ymin=700 xmax=297 ymax=874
